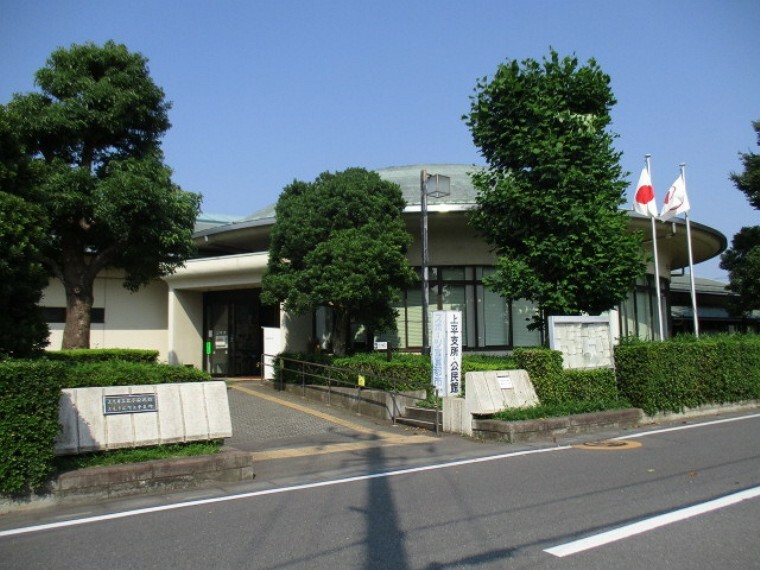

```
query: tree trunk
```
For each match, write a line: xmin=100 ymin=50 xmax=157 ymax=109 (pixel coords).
xmin=62 ymin=275 xmax=94 ymax=349
xmin=59 ymin=237 xmax=97 ymax=350
xmin=331 ymin=307 xmax=351 ymax=357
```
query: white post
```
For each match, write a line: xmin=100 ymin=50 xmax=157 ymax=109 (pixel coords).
xmin=681 ymin=163 xmax=700 ymax=338
xmin=646 ymin=155 xmax=665 ymax=341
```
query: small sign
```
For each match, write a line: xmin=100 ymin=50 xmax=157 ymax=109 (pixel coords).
xmin=374 ymin=341 xmax=388 ymax=351
xmin=103 ymin=393 xmax=158 ymax=415
xmin=497 ymin=375 xmax=514 ymax=390
xmin=215 ymin=335 xmax=228 ymax=349
xmin=357 ymin=375 xmax=366 ymax=387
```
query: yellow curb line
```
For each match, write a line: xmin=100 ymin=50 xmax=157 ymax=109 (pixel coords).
xmin=229 ymin=383 xmax=395 ymax=437
xmin=251 ymin=435 xmax=434 ymax=461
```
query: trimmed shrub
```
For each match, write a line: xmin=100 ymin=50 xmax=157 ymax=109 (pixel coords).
xmin=513 ymin=348 xmax=564 ymax=403
xmin=514 ymin=348 xmax=619 ymax=404
xmin=0 ymin=361 xmax=67 ymax=495
xmin=63 ymin=361 xmax=211 ymax=388
xmin=615 ymin=334 xmax=760 ymax=414
xmin=46 ymin=349 xmax=159 ymax=364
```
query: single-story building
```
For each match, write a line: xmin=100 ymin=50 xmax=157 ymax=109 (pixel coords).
xmin=41 ymin=164 xmax=730 ymax=376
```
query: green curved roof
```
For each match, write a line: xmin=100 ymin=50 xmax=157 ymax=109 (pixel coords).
xmin=374 ymin=164 xmax=484 ymax=207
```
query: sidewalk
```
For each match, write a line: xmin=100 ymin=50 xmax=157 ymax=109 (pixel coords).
xmin=224 ymin=379 xmax=439 ymax=460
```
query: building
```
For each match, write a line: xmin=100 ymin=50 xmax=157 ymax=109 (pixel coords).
xmin=41 ymin=164 xmax=729 ymax=375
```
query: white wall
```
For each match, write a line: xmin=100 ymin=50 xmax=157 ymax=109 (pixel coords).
xmin=42 ymin=274 xmax=169 ymax=360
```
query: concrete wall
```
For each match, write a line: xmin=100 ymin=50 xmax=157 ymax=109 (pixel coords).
xmin=168 ymin=289 xmax=204 ymax=368
xmin=42 ymin=274 xmax=169 ymax=361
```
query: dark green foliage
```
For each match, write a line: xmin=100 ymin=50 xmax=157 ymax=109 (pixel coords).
xmin=0 ymin=109 xmax=50 ymax=358
xmin=46 ymin=348 xmax=159 ymax=364
xmin=63 ymin=361 xmax=210 ymax=388
xmin=262 ymin=168 xmax=415 ymax=355
xmin=465 ymin=50 xmax=644 ymax=323
xmin=0 ymin=361 xmax=67 ymax=494
xmin=614 ymin=335 xmax=760 ymax=414
xmin=3 ymin=41 xmax=200 ymax=349
xmin=730 ymin=120 xmax=760 ymax=210
xmin=721 ymin=121 xmax=760 ymax=314
xmin=720 ymin=226 xmax=760 ymax=314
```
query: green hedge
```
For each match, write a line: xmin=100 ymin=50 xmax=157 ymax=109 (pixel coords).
xmin=63 ymin=361 xmax=211 ymax=388
xmin=46 ymin=349 xmax=159 ymax=364
xmin=514 ymin=348 xmax=619 ymax=405
xmin=0 ymin=361 xmax=68 ymax=495
xmin=276 ymin=352 xmax=520 ymax=394
xmin=615 ymin=335 xmax=760 ymax=414
xmin=0 ymin=358 xmax=211 ymax=496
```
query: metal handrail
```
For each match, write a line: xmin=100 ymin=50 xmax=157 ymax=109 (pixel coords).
xmin=261 ymin=354 xmax=440 ymax=434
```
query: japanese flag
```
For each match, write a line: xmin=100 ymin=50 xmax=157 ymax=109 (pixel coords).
xmin=660 ymin=173 xmax=690 ymax=222
xmin=633 ymin=167 xmax=657 ymax=217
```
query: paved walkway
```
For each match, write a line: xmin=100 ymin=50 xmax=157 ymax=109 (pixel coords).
xmin=224 ymin=379 xmax=438 ymax=461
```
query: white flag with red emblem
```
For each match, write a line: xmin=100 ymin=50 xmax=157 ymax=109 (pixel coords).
xmin=633 ymin=167 xmax=657 ymax=217
xmin=660 ymin=173 xmax=690 ymax=222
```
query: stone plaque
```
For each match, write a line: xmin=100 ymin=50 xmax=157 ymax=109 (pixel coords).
xmin=103 ymin=393 xmax=158 ymax=415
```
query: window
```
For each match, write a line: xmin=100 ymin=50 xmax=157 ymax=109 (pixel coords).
xmin=43 ymin=307 xmax=105 ymax=324
xmin=378 ymin=266 xmax=541 ymax=350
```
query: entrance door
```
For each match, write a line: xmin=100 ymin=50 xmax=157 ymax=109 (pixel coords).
xmin=203 ymin=289 xmax=279 ymax=376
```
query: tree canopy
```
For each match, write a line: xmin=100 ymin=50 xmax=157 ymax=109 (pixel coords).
xmin=731 ymin=121 xmax=760 ymax=210
xmin=464 ymin=50 xmax=644 ymax=324
xmin=3 ymin=41 xmax=201 ymax=349
xmin=0 ymin=107 xmax=49 ymax=357
xmin=262 ymin=168 xmax=415 ymax=355
xmin=721 ymin=120 xmax=760 ymax=314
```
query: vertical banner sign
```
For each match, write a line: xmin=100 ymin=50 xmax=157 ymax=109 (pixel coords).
xmin=431 ymin=310 xmax=462 ymax=396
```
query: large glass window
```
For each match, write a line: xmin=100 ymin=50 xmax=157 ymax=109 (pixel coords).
xmin=378 ymin=265 xmax=542 ymax=351
xmin=617 ymin=276 xmax=670 ymax=341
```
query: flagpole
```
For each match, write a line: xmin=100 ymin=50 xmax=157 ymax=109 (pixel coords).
xmin=647 ymin=154 xmax=665 ymax=341
xmin=681 ymin=163 xmax=700 ymax=338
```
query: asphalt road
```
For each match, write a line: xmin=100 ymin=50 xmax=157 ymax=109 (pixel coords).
xmin=2 ymin=412 xmax=759 ymax=569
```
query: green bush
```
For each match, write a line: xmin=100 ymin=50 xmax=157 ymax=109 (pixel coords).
xmin=462 ymin=354 xmax=518 ymax=371
xmin=0 ymin=361 xmax=67 ymax=495
xmin=513 ymin=348 xmax=564 ymax=403
xmin=514 ymin=348 xmax=619 ymax=405
xmin=492 ymin=398 xmax=631 ymax=421
xmin=64 ymin=361 xmax=211 ymax=388
xmin=46 ymin=348 xmax=159 ymax=364
xmin=615 ymin=334 xmax=760 ymax=414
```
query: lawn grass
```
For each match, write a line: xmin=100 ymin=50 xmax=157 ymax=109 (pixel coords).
xmin=54 ymin=440 xmax=224 ymax=472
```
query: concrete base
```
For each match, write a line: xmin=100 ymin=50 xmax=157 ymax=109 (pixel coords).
xmin=472 ymin=409 xmax=643 ymax=443
xmin=0 ymin=450 xmax=254 ymax=515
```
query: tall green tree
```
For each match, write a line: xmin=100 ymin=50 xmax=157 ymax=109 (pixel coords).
xmin=4 ymin=41 xmax=201 ymax=349
xmin=0 ymin=107 xmax=49 ymax=357
xmin=464 ymin=50 xmax=644 ymax=326
xmin=721 ymin=121 xmax=760 ymax=314
xmin=262 ymin=168 xmax=415 ymax=356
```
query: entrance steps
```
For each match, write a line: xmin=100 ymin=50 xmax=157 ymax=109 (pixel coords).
xmin=396 ymin=406 xmax=442 ymax=432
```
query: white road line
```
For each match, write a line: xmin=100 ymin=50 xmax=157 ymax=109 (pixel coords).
xmin=613 ymin=412 xmax=760 ymax=440
xmin=3 ymin=411 xmax=758 ymax=540
xmin=0 ymin=446 xmax=571 ymax=539
xmin=545 ymin=485 xmax=760 ymax=558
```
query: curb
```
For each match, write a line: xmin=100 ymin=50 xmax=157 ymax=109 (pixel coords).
xmin=472 ymin=408 xmax=643 ymax=443
xmin=0 ymin=450 xmax=254 ymax=515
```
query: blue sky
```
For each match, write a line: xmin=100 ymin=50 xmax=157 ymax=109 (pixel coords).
xmin=2 ymin=0 xmax=758 ymax=280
